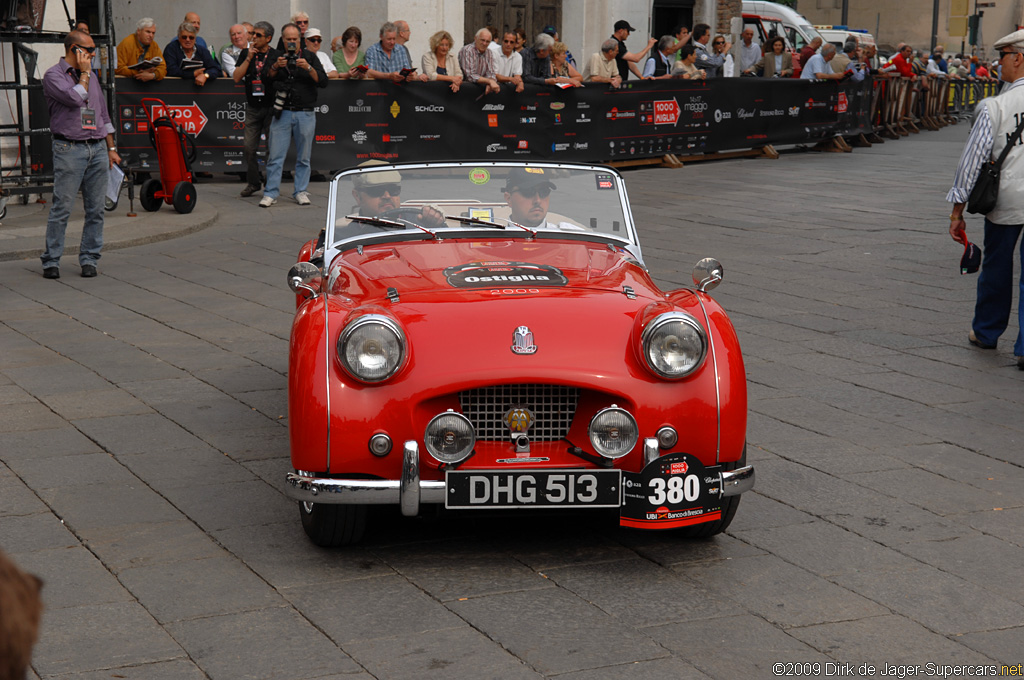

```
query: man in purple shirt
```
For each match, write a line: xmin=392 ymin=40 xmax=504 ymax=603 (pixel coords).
xmin=41 ymin=30 xmax=120 ymax=279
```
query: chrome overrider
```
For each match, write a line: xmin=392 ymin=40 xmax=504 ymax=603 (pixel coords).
xmin=285 ymin=438 xmax=755 ymax=515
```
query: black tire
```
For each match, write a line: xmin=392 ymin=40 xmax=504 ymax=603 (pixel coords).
xmin=299 ymin=501 xmax=367 ymax=547
xmin=172 ymin=181 xmax=197 ymax=214
xmin=676 ymin=444 xmax=747 ymax=539
xmin=140 ymin=178 xmax=162 ymax=212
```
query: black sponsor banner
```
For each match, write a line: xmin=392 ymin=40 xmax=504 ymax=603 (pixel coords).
xmin=115 ymin=77 xmax=873 ymax=173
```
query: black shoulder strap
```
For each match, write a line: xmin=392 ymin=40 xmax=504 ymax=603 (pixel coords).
xmin=994 ymin=110 xmax=1024 ymax=169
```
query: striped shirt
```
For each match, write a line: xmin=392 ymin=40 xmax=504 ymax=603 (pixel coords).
xmin=947 ymin=78 xmax=1022 ymax=204
xmin=458 ymin=43 xmax=496 ymax=82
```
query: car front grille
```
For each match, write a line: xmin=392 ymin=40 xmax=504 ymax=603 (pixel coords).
xmin=458 ymin=384 xmax=580 ymax=441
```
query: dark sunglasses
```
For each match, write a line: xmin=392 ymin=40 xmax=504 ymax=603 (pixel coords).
xmin=74 ymin=43 xmax=96 ymax=54
xmin=179 ymin=35 xmax=196 ymax=41
xmin=713 ymin=40 xmax=724 ymax=45
xmin=361 ymin=184 xmax=401 ymax=197
xmin=1000 ymin=50 xmax=1018 ymax=59
xmin=296 ymin=20 xmax=309 ymax=24
xmin=307 ymin=37 xmax=322 ymax=43
xmin=253 ymin=32 xmax=266 ymax=38
xmin=513 ymin=186 xmax=551 ymax=199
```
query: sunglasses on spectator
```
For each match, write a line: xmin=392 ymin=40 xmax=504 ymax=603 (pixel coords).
xmin=360 ymin=184 xmax=401 ymax=197
xmin=74 ymin=44 xmax=96 ymax=54
xmin=713 ymin=40 xmax=724 ymax=45
xmin=503 ymin=39 xmax=516 ymax=43
xmin=296 ymin=20 xmax=309 ymax=25
xmin=307 ymin=37 xmax=322 ymax=43
xmin=253 ymin=32 xmax=266 ymax=38
xmin=513 ymin=186 xmax=551 ymax=199
xmin=179 ymin=35 xmax=196 ymax=41
xmin=1000 ymin=50 xmax=1018 ymax=59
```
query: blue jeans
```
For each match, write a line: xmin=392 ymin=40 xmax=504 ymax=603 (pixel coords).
xmin=263 ymin=110 xmax=314 ymax=199
xmin=973 ymin=218 xmax=1024 ymax=356
xmin=41 ymin=139 xmax=107 ymax=268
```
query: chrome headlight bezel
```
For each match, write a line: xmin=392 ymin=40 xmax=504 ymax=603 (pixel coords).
xmin=640 ymin=312 xmax=707 ymax=380
xmin=337 ymin=314 xmax=407 ymax=383
xmin=424 ymin=411 xmax=476 ymax=464
xmin=588 ymin=405 xmax=639 ymax=459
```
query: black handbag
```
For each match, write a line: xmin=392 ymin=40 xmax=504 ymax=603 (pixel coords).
xmin=967 ymin=112 xmax=1024 ymax=215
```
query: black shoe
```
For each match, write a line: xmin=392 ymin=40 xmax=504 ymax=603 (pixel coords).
xmin=43 ymin=267 xmax=59 ymax=279
xmin=1017 ymin=356 xmax=1024 ymax=371
xmin=240 ymin=185 xmax=259 ymax=197
xmin=81 ymin=264 xmax=97 ymax=278
xmin=282 ymin=170 xmax=293 ymax=181
xmin=310 ymin=172 xmax=327 ymax=182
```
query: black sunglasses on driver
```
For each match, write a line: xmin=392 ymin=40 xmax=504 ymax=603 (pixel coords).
xmin=360 ymin=184 xmax=401 ymax=197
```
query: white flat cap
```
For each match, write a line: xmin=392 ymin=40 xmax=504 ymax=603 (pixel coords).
xmin=994 ymin=29 xmax=1024 ymax=51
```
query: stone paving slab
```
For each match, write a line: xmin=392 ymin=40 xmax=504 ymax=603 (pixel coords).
xmin=4 ymin=126 xmax=1024 ymax=677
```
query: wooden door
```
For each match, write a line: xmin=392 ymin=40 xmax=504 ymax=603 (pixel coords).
xmin=464 ymin=0 xmax=561 ymax=46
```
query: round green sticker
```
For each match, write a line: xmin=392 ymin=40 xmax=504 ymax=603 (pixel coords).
xmin=469 ymin=168 xmax=490 ymax=185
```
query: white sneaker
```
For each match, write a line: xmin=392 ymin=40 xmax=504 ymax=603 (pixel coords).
xmin=295 ymin=191 xmax=311 ymax=206
xmin=259 ymin=196 xmax=277 ymax=208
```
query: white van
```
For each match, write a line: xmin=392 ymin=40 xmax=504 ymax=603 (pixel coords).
xmin=742 ymin=0 xmax=822 ymax=52
xmin=815 ymin=26 xmax=877 ymax=51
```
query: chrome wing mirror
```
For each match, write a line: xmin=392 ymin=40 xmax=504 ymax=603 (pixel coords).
xmin=287 ymin=262 xmax=322 ymax=298
xmin=692 ymin=258 xmax=723 ymax=293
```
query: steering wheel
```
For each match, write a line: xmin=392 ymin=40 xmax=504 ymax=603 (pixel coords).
xmin=376 ymin=207 xmax=428 ymax=223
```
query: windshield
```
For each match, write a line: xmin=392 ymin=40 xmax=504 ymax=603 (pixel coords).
xmin=801 ymin=24 xmax=822 ymax=43
xmin=329 ymin=163 xmax=633 ymax=250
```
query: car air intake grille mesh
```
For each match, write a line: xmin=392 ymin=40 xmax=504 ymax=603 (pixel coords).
xmin=458 ymin=384 xmax=580 ymax=441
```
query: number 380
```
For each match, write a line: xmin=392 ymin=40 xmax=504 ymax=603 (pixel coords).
xmin=648 ymin=475 xmax=700 ymax=505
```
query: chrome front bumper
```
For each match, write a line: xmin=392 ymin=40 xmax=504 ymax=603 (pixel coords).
xmin=284 ymin=440 xmax=755 ymax=517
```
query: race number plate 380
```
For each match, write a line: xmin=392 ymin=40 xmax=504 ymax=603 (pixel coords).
xmin=445 ymin=469 xmax=622 ymax=509
xmin=619 ymin=452 xmax=724 ymax=529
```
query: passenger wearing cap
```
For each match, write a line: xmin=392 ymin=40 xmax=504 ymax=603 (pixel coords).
xmin=305 ymin=28 xmax=340 ymax=79
xmin=611 ymin=19 xmax=656 ymax=81
xmin=947 ymin=28 xmax=1024 ymax=370
xmin=502 ymin=168 xmax=579 ymax=231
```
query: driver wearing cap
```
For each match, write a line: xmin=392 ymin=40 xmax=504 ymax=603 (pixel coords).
xmin=352 ymin=164 xmax=403 ymax=216
xmin=348 ymin=160 xmax=445 ymax=228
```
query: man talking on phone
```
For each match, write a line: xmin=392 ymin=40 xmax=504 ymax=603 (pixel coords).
xmin=259 ymin=22 xmax=326 ymax=207
xmin=40 ymin=30 xmax=120 ymax=279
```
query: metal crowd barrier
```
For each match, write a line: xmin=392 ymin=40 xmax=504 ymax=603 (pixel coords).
xmin=868 ymin=75 xmax=992 ymax=138
xmin=947 ymin=79 xmax=1000 ymax=122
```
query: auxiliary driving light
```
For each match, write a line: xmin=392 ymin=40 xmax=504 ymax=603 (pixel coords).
xmin=656 ymin=426 xmax=678 ymax=450
xmin=424 ymin=410 xmax=476 ymax=464
xmin=588 ymin=405 xmax=639 ymax=459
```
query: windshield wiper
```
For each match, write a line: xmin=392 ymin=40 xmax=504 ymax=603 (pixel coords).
xmin=344 ymin=214 xmax=406 ymax=229
xmin=445 ymin=215 xmax=506 ymax=229
xmin=506 ymin=219 xmax=537 ymax=237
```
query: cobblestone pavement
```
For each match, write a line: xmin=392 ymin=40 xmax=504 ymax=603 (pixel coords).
xmin=2 ymin=124 xmax=1022 ymax=679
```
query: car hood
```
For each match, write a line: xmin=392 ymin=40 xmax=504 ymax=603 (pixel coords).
xmin=327 ymin=239 xmax=664 ymax=303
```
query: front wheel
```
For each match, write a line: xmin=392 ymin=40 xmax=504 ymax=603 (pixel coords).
xmin=299 ymin=501 xmax=367 ymax=547
xmin=676 ymin=444 xmax=747 ymax=539
xmin=172 ymin=181 xmax=196 ymax=214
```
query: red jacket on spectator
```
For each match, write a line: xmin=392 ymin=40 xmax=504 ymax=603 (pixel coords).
xmin=891 ymin=52 xmax=914 ymax=77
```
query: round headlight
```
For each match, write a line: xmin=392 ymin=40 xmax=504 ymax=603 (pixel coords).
xmin=338 ymin=315 xmax=406 ymax=383
xmin=588 ymin=406 xmax=639 ymax=459
xmin=641 ymin=313 xmax=707 ymax=379
xmin=424 ymin=411 xmax=476 ymax=464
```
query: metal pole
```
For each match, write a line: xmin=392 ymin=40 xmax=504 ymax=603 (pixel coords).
xmin=842 ymin=0 xmax=849 ymax=25
xmin=932 ymin=0 xmax=940 ymax=51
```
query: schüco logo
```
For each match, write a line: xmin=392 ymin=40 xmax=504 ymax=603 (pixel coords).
xmin=415 ymin=105 xmax=445 ymax=112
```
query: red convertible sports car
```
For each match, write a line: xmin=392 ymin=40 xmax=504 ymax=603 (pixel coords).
xmin=285 ymin=161 xmax=753 ymax=546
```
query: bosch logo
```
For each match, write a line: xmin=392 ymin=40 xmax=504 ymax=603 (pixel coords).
xmin=315 ymin=134 xmax=335 ymax=142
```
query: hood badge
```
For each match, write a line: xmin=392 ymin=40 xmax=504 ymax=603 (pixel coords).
xmin=511 ymin=326 xmax=537 ymax=355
